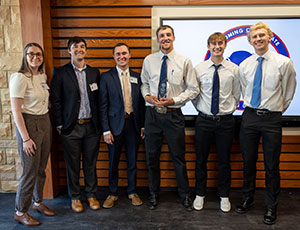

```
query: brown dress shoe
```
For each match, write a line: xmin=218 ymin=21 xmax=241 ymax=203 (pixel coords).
xmin=32 ymin=202 xmax=55 ymax=216
xmin=103 ymin=195 xmax=118 ymax=209
xmin=14 ymin=212 xmax=40 ymax=226
xmin=87 ymin=198 xmax=100 ymax=210
xmin=128 ymin=193 xmax=143 ymax=206
xmin=71 ymin=199 xmax=83 ymax=213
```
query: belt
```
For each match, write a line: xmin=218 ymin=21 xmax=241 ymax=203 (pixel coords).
xmin=247 ymin=107 xmax=274 ymax=116
xmin=124 ymin=113 xmax=131 ymax=119
xmin=76 ymin=119 xmax=91 ymax=124
xmin=154 ymin=107 xmax=179 ymax=114
xmin=198 ymin=111 xmax=232 ymax=121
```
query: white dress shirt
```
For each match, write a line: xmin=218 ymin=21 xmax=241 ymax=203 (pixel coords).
xmin=239 ymin=50 xmax=296 ymax=112
xmin=141 ymin=50 xmax=199 ymax=108
xmin=193 ymin=58 xmax=240 ymax=115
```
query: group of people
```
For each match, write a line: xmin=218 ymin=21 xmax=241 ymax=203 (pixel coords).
xmin=10 ymin=22 xmax=296 ymax=226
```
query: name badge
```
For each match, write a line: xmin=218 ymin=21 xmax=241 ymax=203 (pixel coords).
xmin=41 ymin=82 xmax=49 ymax=90
xmin=130 ymin=77 xmax=138 ymax=84
xmin=89 ymin=83 xmax=98 ymax=91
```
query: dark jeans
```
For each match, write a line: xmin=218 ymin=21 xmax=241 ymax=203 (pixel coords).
xmin=144 ymin=107 xmax=190 ymax=198
xmin=107 ymin=115 xmax=140 ymax=196
xmin=61 ymin=122 xmax=100 ymax=200
xmin=240 ymin=107 xmax=282 ymax=209
xmin=195 ymin=114 xmax=235 ymax=197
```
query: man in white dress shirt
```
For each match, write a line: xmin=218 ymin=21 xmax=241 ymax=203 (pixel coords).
xmin=141 ymin=25 xmax=199 ymax=211
xmin=192 ymin=32 xmax=240 ymax=213
xmin=235 ymin=22 xmax=296 ymax=225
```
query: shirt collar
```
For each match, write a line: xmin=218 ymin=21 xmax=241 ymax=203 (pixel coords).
xmin=159 ymin=49 xmax=175 ymax=60
xmin=116 ymin=66 xmax=129 ymax=76
xmin=253 ymin=49 xmax=271 ymax=61
xmin=208 ymin=58 xmax=225 ymax=69
xmin=71 ymin=62 xmax=87 ymax=72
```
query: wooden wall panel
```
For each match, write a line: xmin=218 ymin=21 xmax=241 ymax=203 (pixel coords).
xmin=51 ymin=7 xmax=151 ymax=17
xmin=52 ymin=28 xmax=151 ymax=38
xmin=51 ymin=18 xmax=151 ymax=28
xmin=55 ymin=136 xmax=300 ymax=188
xmin=52 ymin=39 xmax=151 ymax=48
xmin=53 ymin=49 xmax=151 ymax=58
xmin=51 ymin=0 xmax=300 ymax=6
xmin=50 ymin=4 xmax=151 ymax=73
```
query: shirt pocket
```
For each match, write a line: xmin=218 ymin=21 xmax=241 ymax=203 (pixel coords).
xmin=219 ymin=72 xmax=233 ymax=95
xmin=168 ymin=70 xmax=183 ymax=86
xmin=263 ymin=70 xmax=280 ymax=91
xmin=200 ymin=76 xmax=212 ymax=91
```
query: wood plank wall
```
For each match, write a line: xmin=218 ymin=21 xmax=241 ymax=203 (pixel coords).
xmin=51 ymin=5 xmax=152 ymax=73
xmin=50 ymin=0 xmax=300 ymax=190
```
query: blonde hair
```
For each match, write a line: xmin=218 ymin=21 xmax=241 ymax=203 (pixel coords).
xmin=247 ymin=22 xmax=273 ymax=41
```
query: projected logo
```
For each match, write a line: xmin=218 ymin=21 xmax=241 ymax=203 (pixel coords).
xmin=204 ymin=25 xmax=290 ymax=111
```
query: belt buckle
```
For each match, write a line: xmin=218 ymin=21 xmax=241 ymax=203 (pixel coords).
xmin=155 ymin=107 xmax=167 ymax=114
xmin=212 ymin=115 xmax=221 ymax=122
xmin=256 ymin=110 xmax=268 ymax=116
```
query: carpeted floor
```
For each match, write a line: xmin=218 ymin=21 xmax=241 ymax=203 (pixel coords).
xmin=0 ymin=187 xmax=299 ymax=230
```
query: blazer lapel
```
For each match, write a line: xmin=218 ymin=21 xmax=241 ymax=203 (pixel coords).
xmin=111 ymin=67 xmax=123 ymax=100
xmin=85 ymin=66 xmax=93 ymax=99
xmin=129 ymin=70 xmax=138 ymax=107
xmin=66 ymin=62 xmax=80 ymax=91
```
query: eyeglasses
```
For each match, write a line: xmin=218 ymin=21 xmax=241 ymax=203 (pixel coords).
xmin=26 ymin=52 xmax=43 ymax=58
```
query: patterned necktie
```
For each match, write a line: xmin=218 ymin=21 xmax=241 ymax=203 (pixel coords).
xmin=122 ymin=71 xmax=132 ymax=114
xmin=211 ymin=64 xmax=221 ymax=115
xmin=158 ymin=55 xmax=168 ymax=98
xmin=250 ymin=57 xmax=264 ymax=108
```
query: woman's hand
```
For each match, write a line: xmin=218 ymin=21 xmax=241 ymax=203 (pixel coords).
xmin=23 ymin=138 xmax=37 ymax=156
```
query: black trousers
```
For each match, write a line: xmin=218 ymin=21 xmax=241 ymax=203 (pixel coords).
xmin=107 ymin=115 xmax=140 ymax=196
xmin=195 ymin=114 xmax=235 ymax=197
xmin=61 ymin=122 xmax=100 ymax=200
xmin=240 ymin=107 xmax=282 ymax=209
xmin=144 ymin=107 xmax=190 ymax=198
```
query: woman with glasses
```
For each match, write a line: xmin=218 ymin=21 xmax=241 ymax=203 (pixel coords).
xmin=10 ymin=43 xmax=54 ymax=226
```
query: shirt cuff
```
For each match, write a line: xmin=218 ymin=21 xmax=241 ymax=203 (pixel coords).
xmin=172 ymin=97 xmax=179 ymax=106
xmin=103 ymin=130 xmax=111 ymax=136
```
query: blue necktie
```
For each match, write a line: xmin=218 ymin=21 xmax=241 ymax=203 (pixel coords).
xmin=158 ymin=55 xmax=168 ymax=98
xmin=250 ymin=57 xmax=264 ymax=108
xmin=211 ymin=64 xmax=221 ymax=115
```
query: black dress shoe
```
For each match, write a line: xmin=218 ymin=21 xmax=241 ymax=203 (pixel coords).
xmin=182 ymin=195 xmax=193 ymax=212
xmin=147 ymin=194 xmax=158 ymax=210
xmin=235 ymin=197 xmax=254 ymax=214
xmin=264 ymin=208 xmax=277 ymax=225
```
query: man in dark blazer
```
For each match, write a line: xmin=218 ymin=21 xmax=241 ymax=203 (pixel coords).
xmin=100 ymin=43 xmax=145 ymax=208
xmin=51 ymin=36 xmax=101 ymax=213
